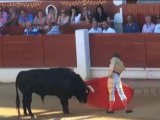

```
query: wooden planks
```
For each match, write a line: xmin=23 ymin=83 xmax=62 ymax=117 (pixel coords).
xmin=43 ymin=34 xmax=77 ymax=67
xmin=90 ymin=34 xmax=145 ymax=67
xmin=2 ymin=35 xmax=44 ymax=67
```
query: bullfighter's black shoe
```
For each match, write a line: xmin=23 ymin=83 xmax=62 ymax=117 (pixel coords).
xmin=125 ymin=109 xmax=133 ymax=113
xmin=106 ymin=110 xmax=114 ymax=113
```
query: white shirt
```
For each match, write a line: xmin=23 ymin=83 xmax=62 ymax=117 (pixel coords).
xmin=71 ymin=14 xmax=81 ymax=24
xmin=142 ymin=23 xmax=155 ymax=33
xmin=47 ymin=25 xmax=60 ymax=35
xmin=88 ymin=27 xmax=102 ymax=33
xmin=103 ymin=27 xmax=116 ymax=33
xmin=154 ymin=24 xmax=160 ymax=33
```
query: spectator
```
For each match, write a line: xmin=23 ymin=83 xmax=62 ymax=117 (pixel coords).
xmin=154 ymin=16 xmax=160 ymax=33
xmin=46 ymin=6 xmax=58 ymax=26
xmin=47 ymin=25 xmax=60 ymax=35
xmin=57 ymin=9 xmax=70 ymax=25
xmin=70 ymin=6 xmax=81 ymax=24
xmin=88 ymin=20 xmax=102 ymax=33
xmin=94 ymin=5 xmax=109 ymax=25
xmin=7 ymin=7 xmax=18 ymax=26
xmin=80 ymin=6 xmax=92 ymax=24
xmin=0 ymin=6 xmax=8 ymax=35
xmin=33 ymin=9 xmax=46 ymax=26
xmin=18 ymin=8 xmax=34 ymax=27
xmin=123 ymin=15 xmax=140 ymax=33
xmin=102 ymin=21 xmax=116 ymax=33
xmin=24 ymin=22 xmax=40 ymax=35
xmin=142 ymin=15 xmax=155 ymax=33
xmin=0 ymin=6 xmax=8 ymax=27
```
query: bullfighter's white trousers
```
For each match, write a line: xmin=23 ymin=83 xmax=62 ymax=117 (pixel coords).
xmin=108 ymin=72 xmax=127 ymax=102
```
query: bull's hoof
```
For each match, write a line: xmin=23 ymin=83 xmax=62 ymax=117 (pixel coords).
xmin=31 ymin=115 xmax=37 ymax=119
xmin=29 ymin=113 xmax=35 ymax=117
xmin=24 ymin=112 xmax=28 ymax=116
xmin=63 ymin=111 xmax=70 ymax=114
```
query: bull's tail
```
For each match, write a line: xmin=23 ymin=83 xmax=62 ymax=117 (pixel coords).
xmin=15 ymin=78 xmax=20 ymax=117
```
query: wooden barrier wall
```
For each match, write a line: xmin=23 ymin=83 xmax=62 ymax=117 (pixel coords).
xmin=90 ymin=34 xmax=160 ymax=68
xmin=43 ymin=35 xmax=76 ymax=67
xmin=90 ymin=34 xmax=145 ymax=67
xmin=2 ymin=35 xmax=44 ymax=67
xmin=0 ymin=34 xmax=76 ymax=67
xmin=0 ymin=34 xmax=160 ymax=68
xmin=145 ymin=34 xmax=160 ymax=68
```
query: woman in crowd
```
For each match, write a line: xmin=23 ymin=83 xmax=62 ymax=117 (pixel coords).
xmin=33 ymin=9 xmax=46 ymax=26
xmin=57 ymin=9 xmax=70 ymax=25
xmin=0 ymin=6 xmax=8 ymax=35
xmin=46 ymin=6 xmax=58 ymax=26
xmin=0 ymin=6 xmax=8 ymax=27
xmin=94 ymin=5 xmax=109 ymax=25
xmin=80 ymin=6 xmax=92 ymax=24
xmin=7 ymin=7 xmax=18 ymax=26
xmin=70 ymin=6 xmax=81 ymax=24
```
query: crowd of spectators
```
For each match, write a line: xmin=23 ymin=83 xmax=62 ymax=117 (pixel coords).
xmin=0 ymin=5 xmax=160 ymax=35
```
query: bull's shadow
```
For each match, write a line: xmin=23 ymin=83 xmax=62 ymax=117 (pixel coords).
xmin=33 ymin=109 xmax=96 ymax=120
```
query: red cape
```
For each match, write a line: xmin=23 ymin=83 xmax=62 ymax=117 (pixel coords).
xmin=85 ymin=77 xmax=134 ymax=110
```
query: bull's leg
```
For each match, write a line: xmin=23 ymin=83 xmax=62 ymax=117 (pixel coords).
xmin=25 ymin=93 xmax=34 ymax=117
xmin=60 ymin=98 xmax=70 ymax=114
xmin=22 ymin=98 xmax=27 ymax=115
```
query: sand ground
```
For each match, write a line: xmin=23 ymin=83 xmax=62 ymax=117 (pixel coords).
xmin=0 ymin=79 xmax=160 ymax=120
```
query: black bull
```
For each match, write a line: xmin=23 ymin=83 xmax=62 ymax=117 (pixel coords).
xmin=15 ymin=68 xmax=94 ymax=117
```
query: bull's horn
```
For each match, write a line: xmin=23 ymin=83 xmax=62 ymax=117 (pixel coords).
xmin=87 ymin=85 xmax=95 ymax=93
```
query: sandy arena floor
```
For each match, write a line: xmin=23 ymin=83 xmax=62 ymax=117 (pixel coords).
xmin=0 ymin=79 xmax=160 ymax=120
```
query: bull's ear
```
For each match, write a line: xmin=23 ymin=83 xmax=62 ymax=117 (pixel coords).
xmin=87 ymin=85 xmax=95 ymax=93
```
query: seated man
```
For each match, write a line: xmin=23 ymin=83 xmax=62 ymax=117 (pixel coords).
xmin=24 ymin=22 xmax=39 ymax=35
xmin=102 ymin=20 xmax=116 ymax=33
xmin=123 ymin=15 xmax=140 ymax=33
xmin=142 ymin=15 xmax=155 ymax=33
xmin=88 ymin=20 xmax=102 ymax=33
xmin=154 ymin=16 xmax=160 ymax=33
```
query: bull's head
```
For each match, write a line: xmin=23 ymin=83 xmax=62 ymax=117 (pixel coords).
xmin=78 ymin=85 xmax=95 ymax=104
xmin=74 ymin=74 xmax=95 ymax=104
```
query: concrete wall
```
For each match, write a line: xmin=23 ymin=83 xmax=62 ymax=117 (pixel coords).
xmin=1 ymin=67 xmax=160 ymax=82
